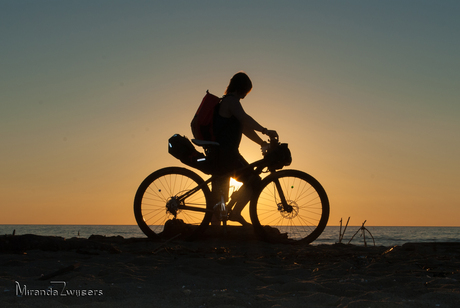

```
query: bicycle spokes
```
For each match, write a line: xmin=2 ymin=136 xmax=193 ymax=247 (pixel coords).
xmin=250 ymin=170 xmax=329 ymax=243
xmin=134 ymin=167 xmax=212 ymax=238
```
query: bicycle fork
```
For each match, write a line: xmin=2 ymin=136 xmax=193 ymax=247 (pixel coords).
xmin=273 ymin=178 xmax=293 ymax=213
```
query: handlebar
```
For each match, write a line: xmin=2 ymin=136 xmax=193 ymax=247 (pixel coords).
xmin=269 ymin=136 xmax=279 ymax=147
xmin=260 ymin=136 xmax=292 ymax=169
xmin=261 ymin=137 xmax=280 ymax=156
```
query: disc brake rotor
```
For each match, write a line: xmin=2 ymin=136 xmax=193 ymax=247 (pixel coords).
xmin=277 ymin=200 xmax=299 ymax=219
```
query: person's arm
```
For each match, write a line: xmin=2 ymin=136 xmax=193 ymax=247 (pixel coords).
xmin=243 ymin=125 xmax=265 ymax=145
xmin=230 ymin=100 xmax=278 ymax=144
xmin=230 ymin=100 xmax=264 ymax=131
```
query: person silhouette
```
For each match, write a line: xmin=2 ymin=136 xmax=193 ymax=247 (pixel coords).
xmin=211 ymin=72 xmax=278 ymax=226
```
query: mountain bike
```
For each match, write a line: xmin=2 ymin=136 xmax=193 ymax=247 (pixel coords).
xmin=134 ymin=138 xmax=329 ymax=244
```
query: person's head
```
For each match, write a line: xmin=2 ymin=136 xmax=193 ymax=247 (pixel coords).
xmin=225 ymin=72 xmax=252 ymax=99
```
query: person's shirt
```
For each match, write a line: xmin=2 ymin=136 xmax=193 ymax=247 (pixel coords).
xmin=213 ymin=96 xmax=243 ymax=151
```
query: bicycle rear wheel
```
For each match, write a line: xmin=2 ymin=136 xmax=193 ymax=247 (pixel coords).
xmin=134 ymin=167 xmax=212 ymax=238
xmin=250 ymin=170 xmax=329 ymax=244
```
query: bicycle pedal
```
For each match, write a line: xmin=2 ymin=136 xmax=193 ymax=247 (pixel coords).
xmin=213 ymin=196 xmax=228 ymax=221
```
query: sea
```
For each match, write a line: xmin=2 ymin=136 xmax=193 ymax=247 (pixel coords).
xmin=1 ymin=225 xmax=459 ymax=247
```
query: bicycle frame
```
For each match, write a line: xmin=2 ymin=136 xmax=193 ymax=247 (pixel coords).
xmin=174 ymin=143 xmax=292 ymax=217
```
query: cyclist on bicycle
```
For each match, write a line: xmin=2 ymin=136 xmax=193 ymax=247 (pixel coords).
xmin=211 ymin=72 xmax=278 ymax=226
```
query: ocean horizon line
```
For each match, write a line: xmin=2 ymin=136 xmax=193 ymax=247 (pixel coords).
xmin=1 ymin=224 xmax=459 ymax=228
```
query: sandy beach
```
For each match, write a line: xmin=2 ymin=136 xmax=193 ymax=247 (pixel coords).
xmin=1 ymin=226 xmax=460 ymax=308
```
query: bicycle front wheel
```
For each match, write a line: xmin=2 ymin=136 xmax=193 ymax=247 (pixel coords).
xmin=134 ymin=167 xmax=212 ymax=238
xmin=250 ymin=170 xmax=329 ymax=244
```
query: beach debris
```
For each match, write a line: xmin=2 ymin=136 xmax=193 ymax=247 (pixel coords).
xmin=182 ymin=289 xmax=192 ymax=295
xmin=75 ymin=248 xmax=101 ymax=255
xmin=0 ymin=234 xmax=121 ymax=254
xmin=260 ymin=225 xmax=289 ymax=243
xmin=382 ymin=246 xmax=396 ymax=255
xmin=162 ymin=218 xmax=191 ymax=238
xmin=182 ymin=286 xmax=192 ymax=295
xmin=152 ymin=233 xmax=182 ymax=254
xmin=38 ymin=263 xmax=80 ymax=281
xmin=348 ymin=220 xmax=375 ymax=247
xmin=338 ymin=217 xmax=350 ymax=243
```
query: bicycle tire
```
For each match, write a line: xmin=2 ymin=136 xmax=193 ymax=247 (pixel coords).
xmin=134 ymin=167 xmax=213 ymax=239
xmin=250 ymin=169 xmax=329 ymax=244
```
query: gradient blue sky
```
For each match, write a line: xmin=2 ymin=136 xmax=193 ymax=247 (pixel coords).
xmin=1 ymin=1 xmax=459 ymax=226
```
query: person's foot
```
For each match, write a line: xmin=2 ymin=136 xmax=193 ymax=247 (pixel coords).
xmin=228 ymin=213 xmax=251 ymax=227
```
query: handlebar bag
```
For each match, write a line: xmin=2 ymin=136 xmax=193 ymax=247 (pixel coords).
xmin=265 ymin=143 xmax=292 ymax=170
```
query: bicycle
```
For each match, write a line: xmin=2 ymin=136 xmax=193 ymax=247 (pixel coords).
xmin=134 ymin=138 xmax=330 ymax=244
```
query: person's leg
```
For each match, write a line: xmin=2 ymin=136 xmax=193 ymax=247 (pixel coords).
xmin=228 ymin=163 xmax=261 ymax=226
xmin=213 ymin=148 xmax=257 ymax=226
xmin=228 ymin=187 xmax=252 ymax=226
xmin=210 ymin=176 xmax=229 ymax=225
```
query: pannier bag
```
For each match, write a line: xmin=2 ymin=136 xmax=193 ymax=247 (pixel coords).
xmin=190 ymin=90 xmax=221 ymax=141
xmin=168 ymin=134 xmax=212 ymax=174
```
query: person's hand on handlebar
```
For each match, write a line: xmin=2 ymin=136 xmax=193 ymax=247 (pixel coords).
xmin=262 ymin=128 xmax=278 ymax=140
xmin=260 ymin=141 xmax=270 ymax=155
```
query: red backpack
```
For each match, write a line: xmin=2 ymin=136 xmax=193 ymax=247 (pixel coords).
xmin=191 ymin=90 xmax=221 ymax=141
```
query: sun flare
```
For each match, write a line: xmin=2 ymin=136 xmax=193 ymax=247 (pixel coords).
xmin=229 ymin=177 xmax=243 ymax=192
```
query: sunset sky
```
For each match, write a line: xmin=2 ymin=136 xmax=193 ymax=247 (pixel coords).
xmin=1 ymin=1 xmax=459 ymax=226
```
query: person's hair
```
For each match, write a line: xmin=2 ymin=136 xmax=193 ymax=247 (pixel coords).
xmin=225 ymin=72 xmax=252 ymax=96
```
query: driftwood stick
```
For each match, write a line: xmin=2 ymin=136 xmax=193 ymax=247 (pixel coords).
xmin=347 ymin=220 xmax=375 ymax=246
xmin=38 ymin=263 xmax=80 ymax=281
xmin=152 ymin=233 xmax=182 ymax=254
xmin=338 ymin=217 xmax=350 ymax=243
xmin=348 ymin=227 xmax=361 ymax=244
xmin=363 ymin=227 xmax=367 ymax=247
xmin=339 ymin=218 xmax=342 ymax=243
xmin=365 ymin=227 xmax=376 ymax=246
xmin=342 ymin=217 xmax=350 ymax=242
